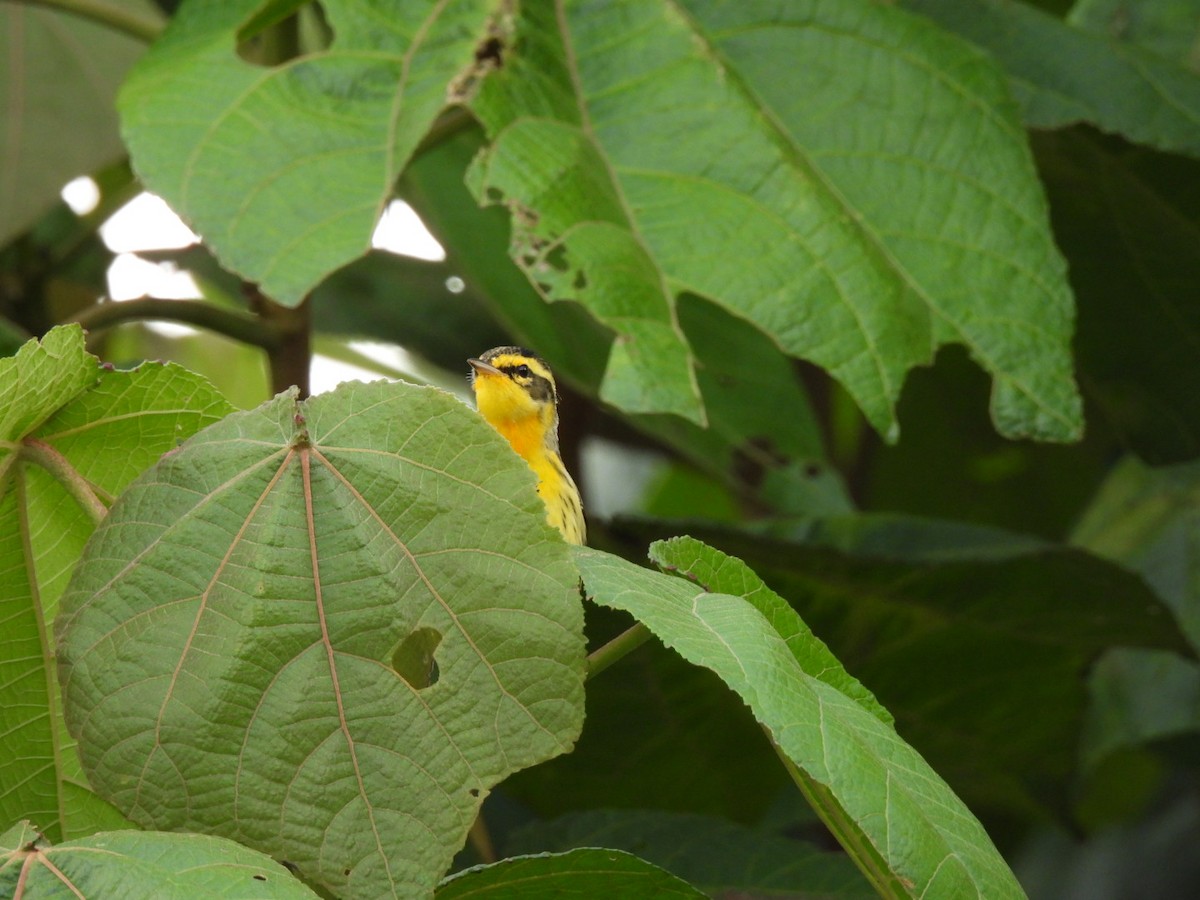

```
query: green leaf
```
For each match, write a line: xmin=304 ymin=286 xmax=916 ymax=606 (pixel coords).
xmin=575 ymin=541 xmax=1026 ymax=899
xmin=862 ymin=345 xmax=1110 ymax=539
xmin=1 ymin=325 xmax=231 ymax=842
xmin=503 ymin=622 xmax=789 ymax=822
xmin=101 ymin=321 xmax=272 ymax=411
xmin=610 ymin=513 xmax=1189 ymax=830
xmin=0 ymin=324 xmax=97 ymax=448
xmin=1071 ymin=457 xmax=1200 ymax=773
xmin=650 ymin=535 xmax=890 ymax=725
xmin=118 ymin=0 xmax=494 ymax=305
xmin=469 ymin=0 xmax=1080 ymax=441
xmin=0 ymin=821 xmax=320 ymax=899
xmin=406 ymin=130 xmax=843 ymax=511
xmin=436 ymin=849 xmax=707 ymax=898
xmin=311 ymin=250 xmax=509 ymax=374
xmin=1083 ymin=648 xmax=1200 ymax=770
xmin=1072 ymin=456 xmax=1200 ymax=648
xmin=1032 ymin=128 xmax=1200 ymax=464
xmin=1068 ymin=0 xmax=1200 ymax=70
xmin=903 ymin=0 xmax=1200 ymax=156
xmin=57 ymin=380 xmax=587 ymax=898
xmin=402 ymin=129 xmax=614 ymax=393
xmin=646 ymin=295 xmax=846 ymax=515
xmin=507 ymin=809 xmax=874 ymax=899
xmin=0 ymin=1 xmax=162 ymax=247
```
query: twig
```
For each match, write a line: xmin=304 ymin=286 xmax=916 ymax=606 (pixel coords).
xmin=11 ymin=0 xmax=164 ymax=43
xmin=69 ymin=297 xmax=282 ymax=351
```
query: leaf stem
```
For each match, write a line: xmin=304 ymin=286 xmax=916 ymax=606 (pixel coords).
xmin=11 ymin=0 xmax=165 ymax=43
xmin=767 ymin=732 xmax=910 ymax=899
xmin=20 ymin=439 xmax=108 ymax=526
xmin=69 ymin=297 xmax=282 ymax=350
xmin=585 ymin=621 xmax=652 ymax=680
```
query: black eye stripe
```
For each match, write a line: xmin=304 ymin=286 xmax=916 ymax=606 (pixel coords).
xmin=526 ymin=373 xmax=555 ymax=403
xmin=488 ymin=354 xmax=557 ymax=404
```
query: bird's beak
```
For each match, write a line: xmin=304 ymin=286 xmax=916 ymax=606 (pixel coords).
xmin=467 ymin=358 xmax=504 ymax=379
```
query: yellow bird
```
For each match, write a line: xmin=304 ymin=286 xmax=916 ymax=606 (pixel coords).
xmin=468 ymin=347 xmax=586 ymax=545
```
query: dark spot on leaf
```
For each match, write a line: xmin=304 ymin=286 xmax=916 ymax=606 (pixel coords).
xmin=544 ymin=245 xmax=570 ymax=273
xmin=253 ymin=874 xmax=267 ymax=881
xmin=344 ymin=867 xmax=352 ymax=876
xmin=280 ymin=860 xmax=299 ymax=873
xmin=469 ymin=788 xmax=480 ymax=797
xmin=475 ymin=36 xmax=504 ymax=67
xmin=485 ymin=186 xmax=504 ymax=204
xmin=804 ymin=462 xmax=822 ymax=478
xmin=391 ymin=627 xmax=443 ymax=689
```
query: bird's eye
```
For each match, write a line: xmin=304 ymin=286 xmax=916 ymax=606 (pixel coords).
xmin=513 ymin=364 xmax=531 ymax=379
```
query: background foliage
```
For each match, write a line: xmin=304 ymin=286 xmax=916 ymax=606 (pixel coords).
xmin=3 ymin=0 xmax=1200 ymax=897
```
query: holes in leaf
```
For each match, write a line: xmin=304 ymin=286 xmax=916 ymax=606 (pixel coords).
xmin=237 ymin=2 xmax=330 ymax=67
xmin=544 ymin=244 xmax=570 ymax=273
xmin=468 ymin=788 xmax=480 ymax=798
xmin=474 ymin=36 xmax=504 ymax=67
xmin=391 ymin=627 xmax=443 ymax=690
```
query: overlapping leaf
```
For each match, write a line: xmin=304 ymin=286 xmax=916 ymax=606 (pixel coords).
xmin=0 ymin=326 xmax=231 ymax=841
xmin=469 ymin=0 xmax=1080 ymax=441
xmin=507 ymin=809 xmax=874 ymax=899
xmin=904 ymin=0 xmax=1200 ymax=156
xmin=1070 ymin=0 xmax=1200 ymax=67
xmin=1034 ymin=129 xmax=1200 ymax=463
xmin=0 ymin=1 xmax=161 ymax=246
xmin=56 ymin=380 xmax=586 ymax=898
xmin=1073 ymin=457 xmax=1200 ymax=770
xmin=576 ymin=539 xmax=1026 ymax=899
xmin=118 ymin=0 xmax=495 ymax=304
xmin=404 ymin=130 xmax=841 ymax=514
xmin=611 ymin=514 xmax=1189 ymax=826
xmin=436 ymin=849 xmax=707 ymax=898
xmin=0 ymin=821 xmax=319 ymax=898
xmin=1073 ymin=456 xmax=1200 ymax=647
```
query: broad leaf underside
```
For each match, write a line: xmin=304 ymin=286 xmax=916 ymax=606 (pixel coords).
xmin=57 ymin=381 xmax=586 ymax=898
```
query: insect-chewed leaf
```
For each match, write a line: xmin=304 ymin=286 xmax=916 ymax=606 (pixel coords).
xmin=56 ymin=380 xmax=586 ymax=899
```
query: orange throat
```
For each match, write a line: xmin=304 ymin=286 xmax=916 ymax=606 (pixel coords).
xmin=492 ymin=416 xmax=544 ymax=466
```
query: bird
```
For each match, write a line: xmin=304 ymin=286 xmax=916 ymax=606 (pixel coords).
xmin=468 ymin=346 xmax=586 ymax=545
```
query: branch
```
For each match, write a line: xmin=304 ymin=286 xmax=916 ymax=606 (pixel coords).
xmin=9 ymin=0 xmax=165 ymax=43
xmin=246 ymin=289 xmax=311 ymax=397
xmin=69 ymin=298 xmax=282 ymax=350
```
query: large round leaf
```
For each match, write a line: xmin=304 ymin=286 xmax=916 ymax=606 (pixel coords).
xmin=57 ymin=380 xmax=586 ymax=898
